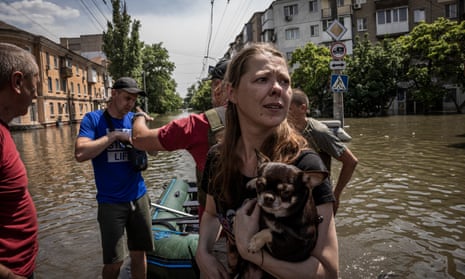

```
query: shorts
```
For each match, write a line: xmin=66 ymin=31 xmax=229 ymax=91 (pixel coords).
xmin=97 ymin=193 xmax=154 ymax=264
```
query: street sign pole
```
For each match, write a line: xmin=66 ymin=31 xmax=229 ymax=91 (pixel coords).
xmin=326 ymin=20 xmax=347 ymax=128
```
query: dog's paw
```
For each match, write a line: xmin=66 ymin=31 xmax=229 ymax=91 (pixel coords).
xmin=248 ymin=233 xmax=266 ymax=253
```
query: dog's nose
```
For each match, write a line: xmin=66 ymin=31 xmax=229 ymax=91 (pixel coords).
xmin=263 ymin=193 xmax=275 ymax=205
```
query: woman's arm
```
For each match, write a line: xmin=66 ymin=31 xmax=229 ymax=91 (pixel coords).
xmin=195 ymin=194 xmax=229 ymax=279
xmin=234 ymin=200 xmax=339 ymax=279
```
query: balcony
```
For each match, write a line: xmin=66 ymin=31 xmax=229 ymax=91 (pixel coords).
xmin=87 ymin=67 xmax=97 ymax=84
xmin=60 ymin=67 xmax=73 ymax=78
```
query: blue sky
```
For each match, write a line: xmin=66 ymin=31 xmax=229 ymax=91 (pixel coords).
xmin=0 ymin=0 xmax=274 ymax=97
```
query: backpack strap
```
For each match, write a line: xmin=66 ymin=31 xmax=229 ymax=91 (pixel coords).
xmin=204 ymin=106 xmax=226 ymax=148
xmin=197 ymin=106 xmax=226 ymax=207
xmin=204 ymin=106 xmax=225 ymax=133
xmin=103 ymin=110 xmax=114 ymax=132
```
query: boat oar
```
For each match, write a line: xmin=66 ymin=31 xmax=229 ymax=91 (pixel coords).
xmin=151 ymin=202 xmax=194 ymax=217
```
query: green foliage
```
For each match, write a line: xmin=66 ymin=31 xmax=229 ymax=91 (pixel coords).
xmin=396 ymin=18 xmax=465 ymax=113
xmin=189 ymin=80 xmax=212 ymax=111
xmin=289 ymin=43 xmax=332 ymax=116
xmin=102 ymin=1 xmax=182 ymax=114
xmin=141 ymin=43 xmax=182 ymax=113
xmin=103 ymin=0 xmax=142 ymax=80
xmin=345 ymin=36 xmax=404 ymax=116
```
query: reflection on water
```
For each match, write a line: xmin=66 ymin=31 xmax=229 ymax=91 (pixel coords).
xmin=12 ymin=113 xmax=465 ymax=279
xmin=335 ymin=115 xmax=465 ymax=278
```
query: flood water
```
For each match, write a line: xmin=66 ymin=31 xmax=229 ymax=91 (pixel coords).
xmin=12 ymin=113 xmax=465 ymax=279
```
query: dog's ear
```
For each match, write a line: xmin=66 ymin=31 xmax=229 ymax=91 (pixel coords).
xmin=246 ymin=178 xmax=258 ymax=190
xmin=301 ymin=171 xmax=328 ymax=188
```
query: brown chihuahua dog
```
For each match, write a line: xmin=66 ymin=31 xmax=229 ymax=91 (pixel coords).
xmin=246 ymin=151 xmax=328 ymax=262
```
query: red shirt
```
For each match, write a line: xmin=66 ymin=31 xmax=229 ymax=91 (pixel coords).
xmin=158 ymin=113 xmax=210 ymax=172
xmin=0 ymin=122 xmax=38 ymax=277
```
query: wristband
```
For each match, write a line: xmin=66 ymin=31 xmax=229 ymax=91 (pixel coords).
xmin=132 ymin=112 xmax=146 ymax=124
xmin=133 ymin=112 xmax=146 ymax=118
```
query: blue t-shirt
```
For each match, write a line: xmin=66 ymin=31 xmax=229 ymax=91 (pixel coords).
xmin=78 ymin=110 xmax=146 ymax=203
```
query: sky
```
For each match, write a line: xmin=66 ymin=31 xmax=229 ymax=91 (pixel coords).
xmin=0 ymin=0 xmax=274 ymax=97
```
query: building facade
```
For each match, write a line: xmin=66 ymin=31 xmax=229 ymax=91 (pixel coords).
xmin=0 ymin=21 xmax=108 ymax=128
xmin=226 ymin=0 xmax=464 ymax=114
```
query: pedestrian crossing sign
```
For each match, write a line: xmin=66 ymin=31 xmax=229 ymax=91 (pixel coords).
xmin=331 ymin=74 xmax=349 ymax=93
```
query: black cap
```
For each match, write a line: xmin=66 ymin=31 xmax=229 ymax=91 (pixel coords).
xmin=208 ymin=59 xmax=229 ymax=80
xmin=112 ymin=77 xmax=146 ymax=97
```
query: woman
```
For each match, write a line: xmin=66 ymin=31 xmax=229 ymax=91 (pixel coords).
xmin=195 ymin=43 xmax=339 ymax=279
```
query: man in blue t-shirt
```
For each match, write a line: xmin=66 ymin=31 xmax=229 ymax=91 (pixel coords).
xmin=75 ymin=77 xmax=154 ymax=279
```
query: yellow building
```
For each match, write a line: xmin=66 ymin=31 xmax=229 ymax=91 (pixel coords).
xmin=0 ymin=21 xmax=108 ymax=129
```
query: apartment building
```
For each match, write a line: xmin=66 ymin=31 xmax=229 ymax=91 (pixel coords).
xmin=226 ymin=0 xmax=464 ymax=114
xmin=0 ymin=21 xmax=108 ymax=129
xmin=353 ymin=0 xmax=463 ymax=43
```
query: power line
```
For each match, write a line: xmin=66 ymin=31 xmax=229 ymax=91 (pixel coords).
xmin=0 ymin=0 xmax=59 ymax=41
xmin=79 ymin=0 xmax=106 ymax=31
xmin=90 ymin=0 xmax=111 ymax=23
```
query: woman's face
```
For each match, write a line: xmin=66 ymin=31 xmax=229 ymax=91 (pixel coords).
xmin=229 ymin=52 xmax=291 ymax=131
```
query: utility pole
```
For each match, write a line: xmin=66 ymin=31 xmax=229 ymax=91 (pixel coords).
xmin=142 ymin=71 xmax=148 ymax=112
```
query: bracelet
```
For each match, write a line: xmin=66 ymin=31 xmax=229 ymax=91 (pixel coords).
xmin=132 ymin=112 xmax=145 ymax=124
xmin=133 ymin=112 xmax=146 ymax=118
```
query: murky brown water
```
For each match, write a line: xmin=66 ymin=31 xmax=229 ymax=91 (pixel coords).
xmin=12 ymin=113 xmax=465 ymax=279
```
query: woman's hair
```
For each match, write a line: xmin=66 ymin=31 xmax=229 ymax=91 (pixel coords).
xmin=211 ymin=43 xmax=308 ymax=208
xmin=0 ymin=43 xmax=38 ymax=90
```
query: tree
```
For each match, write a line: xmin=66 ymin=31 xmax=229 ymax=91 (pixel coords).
xmin=141 ymin=43 xmax=181 ymax=113
xmin=345 ymin=36 xmax=403 ymax=116
xmin=103 ymin=0 xmax=143 ymax=80
xmin=396 ymin=18 xmax=465 ymax=113
xmin=289 ymin=42 xmax=332 ymax=116
xmin=188 ymin=80 xmax=212 ymax=111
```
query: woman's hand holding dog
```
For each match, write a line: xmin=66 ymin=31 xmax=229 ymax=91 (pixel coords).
xmin=234 ymin=199 xmax=264 ymax=276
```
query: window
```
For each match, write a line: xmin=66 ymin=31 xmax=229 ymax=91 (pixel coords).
xmin=53 ymin=56 xmax=58 ymax=68
xmin=55 ymin=79 xmax=60 ymax=92
xmin=310 ymin=24 xmax=319 ymax=36
xmin=77 ymin=83 xmax=81 ymax=94
xmin=47 ymin=77 xmax=52 ymax=92
xmin=377 ymin=11 xmax=386 ymax=24
xmin=386 ymin=10 xmax=392 ymax=23
xmin=62 ymin=80 xmax=67 ymax=93
xmin=70 ymin=82 xmax=74 ymax=94
xmin=309 ymin=0 xmax=317 ymax=12
xmin=357 ymin=18 xmax=367 ymax=31
xmin=337 ymin=0 xmax=344 ymax=7
xmin=414 ymin=9 xmax=425 ymax=23
xmin=285 ymin=28 xmax=300 ymax=40
xmin=49 ymin=103 xmax=54 ymax=115
xmin=378 ymin=7 xmax=408 ymax=24
xmin=445 ymin=4 xmax=457 ymax=18
xmin=399 ymin=7 xmax=407 ymax=21
xmin=58 ymin=102 xmax=62 ymax=114
xmin=284 ymin=4 xmax=298 ymax=16
xmin=322 ymin=20 xmax=332 ymax=31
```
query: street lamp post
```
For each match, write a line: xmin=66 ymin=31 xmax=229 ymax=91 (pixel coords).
xmin=142 ymin=70 xmax=148 ymax=112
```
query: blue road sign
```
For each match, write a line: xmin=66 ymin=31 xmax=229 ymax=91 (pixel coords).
xmin=331 ymin=74 xmax=349 ymax=93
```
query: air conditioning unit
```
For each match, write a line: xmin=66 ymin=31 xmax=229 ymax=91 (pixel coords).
xmin=285 ymin=15 xmax=293 ymax=21
xmin=353 ymin=3 xmax=362 ymax=10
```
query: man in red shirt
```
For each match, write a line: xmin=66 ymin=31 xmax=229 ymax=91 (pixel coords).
xmin=0 ymin=43 xmax=40 ymax=279
xmin=132 ymin=59 xmax=229 ymax=219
